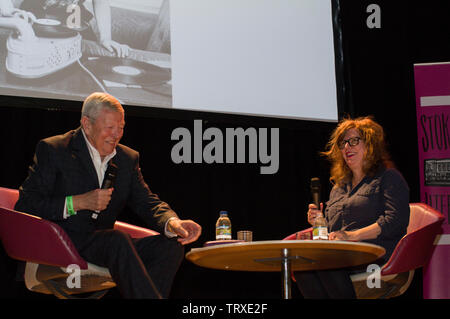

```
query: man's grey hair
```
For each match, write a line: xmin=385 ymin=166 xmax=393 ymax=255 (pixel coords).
xmin=81 ymin=92 xmax=124 ymax=122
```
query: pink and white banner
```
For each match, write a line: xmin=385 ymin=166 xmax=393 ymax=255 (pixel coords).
xmin=414 ymin=62 xmax=450 ymax=299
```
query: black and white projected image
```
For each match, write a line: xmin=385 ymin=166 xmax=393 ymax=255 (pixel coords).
xmin=0 ymin=0 xmax=172 ymax=107
xmin=0 ymin=0 xmax=340 ymax=122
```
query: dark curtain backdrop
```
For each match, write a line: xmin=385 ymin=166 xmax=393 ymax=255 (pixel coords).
xmin=2 ymin=0 xmax=450 ymax=299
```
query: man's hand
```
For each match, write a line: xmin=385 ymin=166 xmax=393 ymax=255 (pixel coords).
xmin=100 ymin=39 xmax=130 ymax=58
xmin=72 ymin=188 xmax=113 ymax=212
xmin=0 ymin=1 xmax=36 ymax=22
xmin=168 ymin=218 xmax=202 ymax=245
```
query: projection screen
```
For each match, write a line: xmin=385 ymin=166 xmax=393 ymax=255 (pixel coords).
xmin=0 ymin=0 xmax=340 ymax=122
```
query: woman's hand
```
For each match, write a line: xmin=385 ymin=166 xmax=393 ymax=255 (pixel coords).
xmin=329 ymin=223 xmax=381 ymax=242
xmin=307 ymin=203 xmax=324 ymax=225
xmin=329 ymin=230 xmax=356 ymax=241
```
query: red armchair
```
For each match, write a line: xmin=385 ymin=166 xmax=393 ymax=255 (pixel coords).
xmin=0 ymin=187 xmax=158 ymax=299
xmin=283 ymin=203 xmax=444 ymax=299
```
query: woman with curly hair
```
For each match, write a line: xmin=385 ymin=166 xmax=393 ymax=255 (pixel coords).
xmin=295 ymin=116 xmax=410 ymax=299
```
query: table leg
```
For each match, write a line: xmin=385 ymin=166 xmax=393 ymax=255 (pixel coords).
xmin=254 ymin=248 xmax=316 ymax=299
xmin=281 ymin=248 xmax=291 ymax=299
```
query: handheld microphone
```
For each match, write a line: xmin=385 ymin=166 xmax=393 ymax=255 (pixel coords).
xmin=92 ymin=162 xmax=117 ymax=220
xmin=310 ymin=177 xmax=321 ymax=209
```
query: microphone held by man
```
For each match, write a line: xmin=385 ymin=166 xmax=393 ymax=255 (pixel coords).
xmin=92 ymin=162 xmax=117 ymax=219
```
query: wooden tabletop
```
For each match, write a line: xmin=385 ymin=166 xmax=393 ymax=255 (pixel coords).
xmin=186 ymin=240 xmax=386 ymax=272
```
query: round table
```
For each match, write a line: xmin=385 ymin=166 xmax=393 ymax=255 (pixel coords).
xmin=186 ymin=240 xmax=385 ymax=299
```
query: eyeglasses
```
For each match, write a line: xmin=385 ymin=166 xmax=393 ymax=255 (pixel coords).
xmin=338 ymin=137 xmax=362 ymax=149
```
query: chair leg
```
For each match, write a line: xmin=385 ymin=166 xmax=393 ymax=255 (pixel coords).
xmin=378 ymin=282 xmax=400 ymax=299
xmin=379 ymin=270 xmax=415 ymax=299
xmin=43 ymin=280 xmax=109 ymax=299
xmin=352 ymin=270 xmax=415 ymax=299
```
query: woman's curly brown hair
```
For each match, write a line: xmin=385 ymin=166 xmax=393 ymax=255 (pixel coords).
xmin=322 ymin=116 xmax=394 ymax=187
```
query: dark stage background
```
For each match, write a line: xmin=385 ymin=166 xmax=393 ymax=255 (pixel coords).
xmin=1 ymin=0 xmax=450 ymax=299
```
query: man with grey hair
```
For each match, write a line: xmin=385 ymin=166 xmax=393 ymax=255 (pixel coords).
xmin=15 ymin=92 xmax=202 ymax=298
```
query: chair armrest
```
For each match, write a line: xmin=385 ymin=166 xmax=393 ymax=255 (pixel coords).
xmin=381 ymin=219 xmax=444 ymax=276
xmin=0 ymin=207 xmax=88 ymax=269
xmin=0 ymin=187 xmax=19 ymax=209
xmin=114 ymin=221 xmax=159 ymax=238
xmin=283 ymin=227 xmax=313 ymax=240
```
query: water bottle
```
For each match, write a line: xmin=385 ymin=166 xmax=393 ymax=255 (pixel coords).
xmin=216 ymin=211 xmax=232 ymax=240
xmin=312 ymin=212 xmax=328 ymax=240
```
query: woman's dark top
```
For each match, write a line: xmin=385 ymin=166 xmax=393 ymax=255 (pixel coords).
xmin=325 ymin=166 xmax=410 ymax=262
